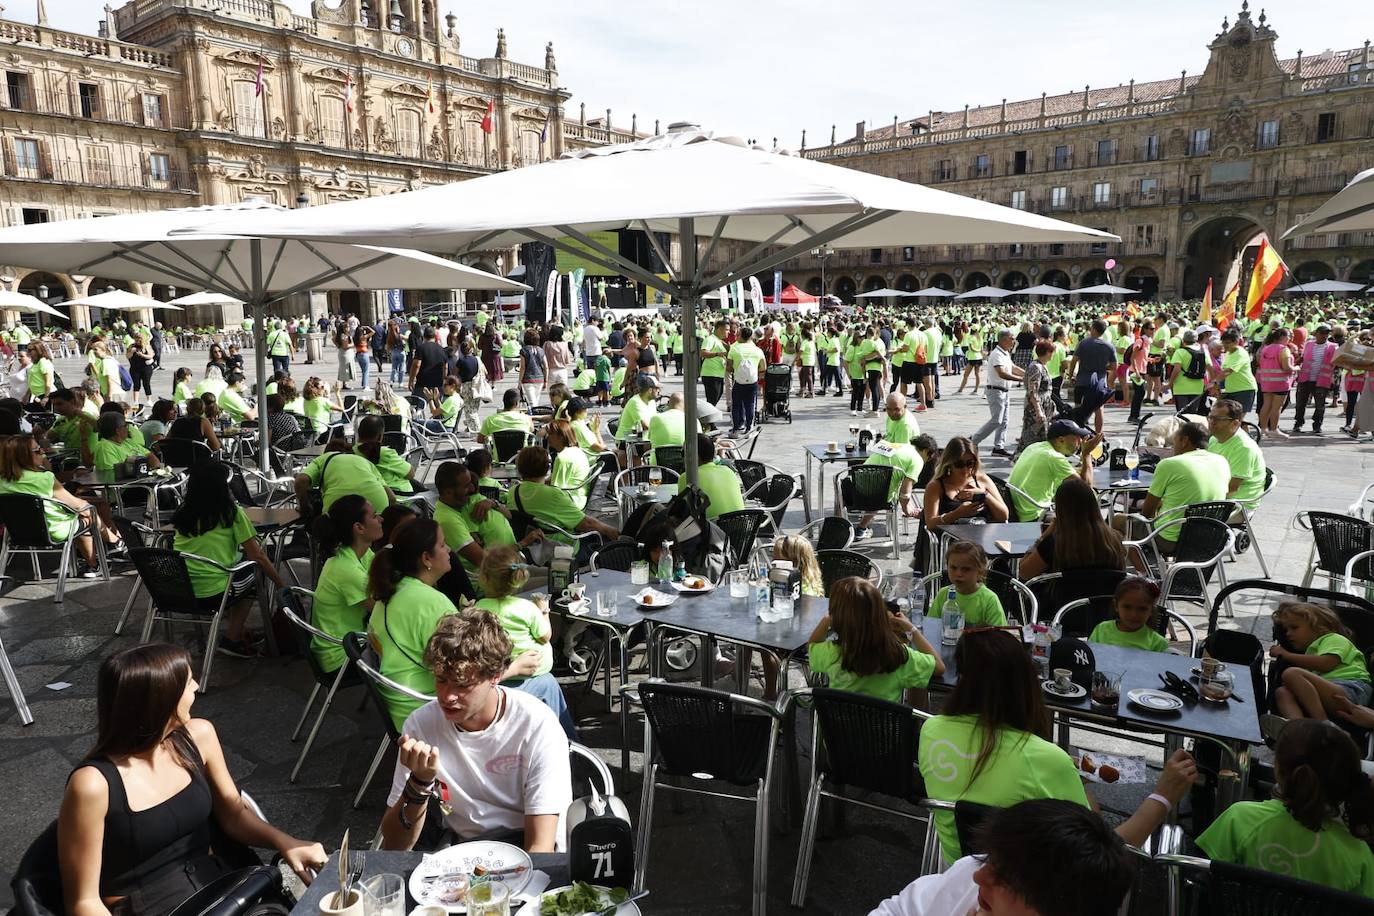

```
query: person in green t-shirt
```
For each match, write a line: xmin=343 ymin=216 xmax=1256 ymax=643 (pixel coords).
xmin=476 ymin=388 xmax=534 ymax=444
xmin=593 ymin=353 xmax=614 ymax=407
xmin=855 ymin=439 xmax=925 ymax=537
xmin=806 ymin=576 xmax=943 ymax=705
xmin=1087 ymin=577 xmax=1169 ymax=652
xmin=646 ymin=392 xmax=686 ymax=465
xmin=507 ymin=445 xmax=619 ymax=561
xmin=614 ymin=374 xmax=659 ymax=465
xmin=1167 ymin=329 xmax=1209 ymax=412
xmin=726 ymin=326 xmax=766 ymax=433
xmin=943 ymin=542 xmax=1007 ymax=626
xmin=0 ymin=434 xmax=101 ymax=574
xmin=309 ymin=494 xmax=382 ymax=673
xmin=1197 ymin=719 xmax=1374 ymax=896
xmin=1216 ymin=328 xmax=1257 ymax=414
xmin=883 ymin=392 xmax=921 ymax=447
xmin=797 ymin=327 xmax=818 ymax=397
xmin=676 ymin=433 xmax=747 ymax=519
xmin=294 ymin=442 xmax=394 ymax=517
xmin=1006 ymin=418 xmax=1099 ymax=521
xmin=547 ymin=419 xmax=596 ymax=508
xmin=172 ymin=462 xmax=287 ymax=659
xmin=91 ymin=411 xmax=161 ymax=473
xmin=1121 ymin=421 xmax=1230 ymax=547
xmin=1206 ymin=398 xmax=1267 ymax=505
xmin=1271 ymin=600 xmax=1374 ymax=720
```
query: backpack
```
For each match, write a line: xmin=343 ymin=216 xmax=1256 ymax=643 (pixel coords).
xmin=566 ymin=784 xmax=634 ymax=889
xmin=1182 ymin=347 xmax=1207 ymax=380
xmin=733 ymin=352 xmax=759 ymax=385
xmin=118 ymin=364 xmax=134 ymax=391
xmin=659 ymin=488 xmax=728 ymax=581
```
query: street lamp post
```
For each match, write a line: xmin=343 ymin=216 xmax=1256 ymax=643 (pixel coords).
xmin=812 ymin=244 xmax=832 ymax=302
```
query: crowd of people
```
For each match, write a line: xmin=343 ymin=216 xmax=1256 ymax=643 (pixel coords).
xmin=10 ymin=289 xmax=1374 ymax=916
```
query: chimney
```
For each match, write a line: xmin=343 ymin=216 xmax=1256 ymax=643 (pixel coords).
xmin=1128 ymin=78 xmax=1135 ymax=103
xmin=1179 ymin=69 xmax=1187 ymax=92
xmin=800 ymin=129 xmax=806 ymax=150
xmin=854 ymin=120 xmax=866 ymax=141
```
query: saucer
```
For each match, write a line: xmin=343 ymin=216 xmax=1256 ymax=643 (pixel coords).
xmin=1041 ymin=680 xmax=1087 ymax=699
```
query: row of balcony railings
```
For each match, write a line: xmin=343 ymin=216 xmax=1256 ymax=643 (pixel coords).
xmin=789 ymin=240 xmax=1168 ymax=271
xmin=0 ymin=147 xmax=196 ymax=192
xmin=0 ymin=84 xmax=190 ymax=130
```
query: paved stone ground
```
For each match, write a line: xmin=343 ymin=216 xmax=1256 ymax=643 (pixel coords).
xmin=0 ymin=341 xmax=1368 ymax=914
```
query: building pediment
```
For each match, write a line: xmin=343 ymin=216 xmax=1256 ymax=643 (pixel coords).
xmin=310 ymin=66 xmax=351 ymax=84
xmin=388 ymin=82 xmax=429 ymax=99
xmin=218 ymin=49 xmax=274 ymax=70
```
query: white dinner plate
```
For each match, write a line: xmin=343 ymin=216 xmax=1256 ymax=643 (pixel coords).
xmin=670 ymin=577 xmax=714 ymax=594
xmin=532 ymin=885 xmax=642 ymax=916
xmin=633 ymin=587 xmax=677 ymax=608
xmin=1126 ymin=687 xmax=1184 ymax=713
xmin=408 ymin=841 xmax=534 ymax=912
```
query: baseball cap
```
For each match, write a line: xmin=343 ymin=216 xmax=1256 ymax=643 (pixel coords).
xmin=1047 ymin=418 xmax=1092 ymax=440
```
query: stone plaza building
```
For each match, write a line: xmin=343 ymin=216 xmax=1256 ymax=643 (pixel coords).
xmin=788 ymin=5 xmax=1374 ymax=302
xmin=0 ymin=0 xmax=639 ymax=327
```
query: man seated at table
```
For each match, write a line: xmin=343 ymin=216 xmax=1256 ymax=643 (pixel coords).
xmin=382 ymin=611 xmax=571 ymax=852
xmin=91 ymin=411 xmax=162 ymax=472
xmin=45 ymin=387 xmax=100 ymax=451
xmin=883 ymin=392 xmax=921 ymax=446
xmin=1206 ymin=397 xmax=1267 ymax=507
xmin=476 ymin=388 xmax=533 ymax=445
xmin=1112 ymin=420 xmax=1229 ymax=554
xmin=854 ymin=436 xmax=925 ymax=538
xmin=647 ymin=391 xmax=686 ymax=465
xmin=677 ymin=433 xmax=746 ymax=520
xmin=293 ymin=437 xmax=396 ymax=516
xmin=507 ymin=445 xmax=619 ymax=561
xmin=1006 ymin=418 xmax=1101 ymax=521
xmin=615 ymin=375 xmax=659 ymax=466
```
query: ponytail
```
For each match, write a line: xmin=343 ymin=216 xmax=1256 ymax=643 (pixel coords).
xmin=314 ymin=494 xmax=369 ymax=558
xmin=1274 ymin=719 xmax=1373 ymax=837
xmin=367 ymin=517 xmax=439 ymax=605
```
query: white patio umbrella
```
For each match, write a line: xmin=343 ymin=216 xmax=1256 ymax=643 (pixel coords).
xmin=954 ymin=286 xmax=1016 ymax=300
xmin=168 ymin=290 xmax=244 ymax=307
xmin=0 ymin=200 xmax=526 ymax=467
xmin=1282 ymin=167 xmax=1374 ymax=238
xmin=1020 ymin=283 xmax=1071 ymax=296
xmin=854 ymin=287 xmax=911 ymax=299
xmin=0 ymin=289 xmax=67 ymax=319
xmin=1075 ymin=283 xmax=1137 ymax=295
xmin=66 ymin=288 xmax=173 ymax=311
xmin=905 ymin=286 xmax=955 ymax=298
xmin=1282 ymin=279 xmax=1368 ymax=294
xmin=180 ymin=128 xmax=1117 ymax=483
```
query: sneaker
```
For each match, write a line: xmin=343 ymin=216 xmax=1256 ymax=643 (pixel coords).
xmin=854 ymin=527 xmax=873 ymax=541
xmin=990 ymin=448 xmax=1014 ymax=458
xmin=850 ymin=410 xmax=859 ymax=417
xmin=1289 ymin=427 xmax=1303 ymax=434
xmin=914 ymin=403 xmax=927 ymax=412
xmin=216 ymin=638 xmax=260 ymax=659
xmin=76 ymin=562 xmax=100 ymax=579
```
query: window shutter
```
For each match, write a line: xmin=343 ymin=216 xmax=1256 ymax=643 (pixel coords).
xmin=37 ymin=140 xmax=52 ymax=179
xmin=2 ymin=140 xmax=13 ymax=176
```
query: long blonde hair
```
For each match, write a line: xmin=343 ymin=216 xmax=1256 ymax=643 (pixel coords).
xmin=1273 ymin=601 xmax=1351 ymax=640
xmin=773 ymin=535 xmax=822 ymax=596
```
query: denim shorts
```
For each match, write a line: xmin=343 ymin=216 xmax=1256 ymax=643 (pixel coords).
xmin=1332 ymin=678 xmax=1373 ymax=706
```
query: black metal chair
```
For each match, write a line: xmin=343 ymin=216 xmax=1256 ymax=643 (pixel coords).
xmin=796 ymin=515 xmax=856 ymax=552
xmin=1156 ymin=854 xmax=1374 ymax=915
xmin=653 ymin=445 xmax=685 ymax=475
xmin=342 ymin=631 xmax=436 ymax=808
xmin=153 ymin=437 xmax=216 ymax=470
xmin=733 ymin=459 xmax=769 ymax=496
xmin=0 ymin=491 xmax=107 ymax=604
xmin=131 ymin=547 xmax=256 ymax=692
xmin=631 ymin=680 xmax=785 ymax=916
xmin=1024 ymin=569 xmax=1130 ymax=627
xmin=751 ymin=473 xmax=798 ymax=536
xmin=715 ymin=508 xmax=769 ymax=569
xmin=834 ymin=464 xmax=902 ymax=559
xmin=491 ymin=429 xmax=531 ymax=463
xmin=1051 ymin=599 xmax=1198 ymax=655
xmin=816 ymin=549 xmax=883 ymax=591
xmin=1125 ymin=516 xmax=1234 ymax=615
xmin=915 ymin=570 xmax=1039 ymax=626
xmin=278 ymin=587 xmax=363 ymax=783
xmin=1297 ymin=510 xmax=1374 ymax=591
xmin=787 ymin=688 xmax=936 ymax=905
xmin=0 ymin=575 xmax=30 ymax=726
xmin=590 ymin=540 xmax=640 ymax=573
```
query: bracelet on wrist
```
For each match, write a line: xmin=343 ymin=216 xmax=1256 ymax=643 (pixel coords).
xmin=1147 ymin=792 xmax=1173 ymax=813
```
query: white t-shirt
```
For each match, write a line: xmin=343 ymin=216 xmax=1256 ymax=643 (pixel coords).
xmin=388 ymin=689 xmax=572 ymax=848
xmin=868 ymin=856 xmax=980 ymax=916
xmin=582 ymin=325 xmax=603 ymax=357
xmin=436 ymin=325 xmax=450 ymax=348
xmin=986 ymin=346 xmax=1014 ymax=388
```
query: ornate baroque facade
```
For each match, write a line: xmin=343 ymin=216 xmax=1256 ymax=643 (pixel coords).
xmin=0 ymin=0 xmax=639 ymax=327
xmin=787 ymin=5 xmax=1374 ymax=302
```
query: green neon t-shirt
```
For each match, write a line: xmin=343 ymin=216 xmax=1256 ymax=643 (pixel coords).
xmin=954 ymin=586 xmax=1006 ymax=627
xmin=1197 ymin=799 xmax=1374 ymax=897
xmin=1088 ymin=620 xmax=1168 ymax=652
xmin=1007 ymin=441 xmax=1074 ymax=521
xmin=173 ymin=507 xmax=256 ymax=599
xmin=311 ymin=546 xmax=373 ymax=672
xmin=806 ymin=639 xmax=935 ymax=704
xmin=475 ymin=595 xmax=553 ymax=677
xmin=1308 ymin=632 xmax=1372 ymax=684
xmin=369 ymin=576 xmax=457 ymax=731
xmin=676 ymin=461 xmax=746 ymax=519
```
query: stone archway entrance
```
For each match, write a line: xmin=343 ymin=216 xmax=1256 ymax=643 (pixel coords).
xmin=1181 ymin=216 xmax=1265 ymax=298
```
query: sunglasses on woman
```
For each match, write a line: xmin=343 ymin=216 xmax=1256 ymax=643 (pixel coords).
xmin=953 ymin=458 xmax=978 ymax=469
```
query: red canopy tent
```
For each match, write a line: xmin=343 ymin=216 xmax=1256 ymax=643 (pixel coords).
xmin=764 ymin=283 xmax=821 ymax=312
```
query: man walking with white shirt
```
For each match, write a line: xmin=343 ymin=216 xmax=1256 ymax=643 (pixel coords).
xmin=971 ymin=329 xmax=1023 ymax=458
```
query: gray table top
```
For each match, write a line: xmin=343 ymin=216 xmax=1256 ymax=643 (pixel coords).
xmin=1095 ymin=468 xmax=1154 ymax=490
xmin=805 ymin=443 xmax=872 ymax=462
xmin=919 ymin=617 xmax=1262 ymax=746
xmin=934 ymin=520 xmax=1043 ymax=558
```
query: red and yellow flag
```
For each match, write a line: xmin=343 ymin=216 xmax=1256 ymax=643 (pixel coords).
xmin=1244 ymin=238 xmax=1286 ymax=320
xmin=1198 ymin=278 xmax=1213 ymax=325
xmin=1216 ymin=282 xmax=1239 ymax=331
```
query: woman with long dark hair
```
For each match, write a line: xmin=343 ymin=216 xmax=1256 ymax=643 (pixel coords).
xmin=309 ymin=494 xmax=383 ymax=673
xmin=171 ymin=462 xmax=286 ymax=658
xmin=58 ymin=644 xmax=326 ymax=916
xmin=1018 ymin=476 xmax=1127 ymax=580
xmin=922 ymin=436 xmax=1009 ymax=526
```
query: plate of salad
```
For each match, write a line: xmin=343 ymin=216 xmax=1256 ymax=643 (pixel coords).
xmin=535 ymin=883 xmax=639 ymax=916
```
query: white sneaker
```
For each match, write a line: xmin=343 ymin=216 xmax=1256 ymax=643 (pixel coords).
xmin=850 ymin=410 xmax=858 ymax=417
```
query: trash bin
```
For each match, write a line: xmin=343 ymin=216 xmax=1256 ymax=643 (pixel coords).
xmin=306 ymin=331 xmax=325 ymax=365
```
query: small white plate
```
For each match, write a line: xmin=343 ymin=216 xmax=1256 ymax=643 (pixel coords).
xmin=670 ymin=577 xmax=714 ymax=594
xmin=532 ymin=886 xmax=642 ymax=916
xmin=1127 ymin=687 xmax=1184 ymax=713
xmin=409 ymin=841 xmax=533 ymax=912
xmin=1041 ymin=680 xmax=1087 ymax=699
xmin=633 ymin=587 xmax=677 ymax=608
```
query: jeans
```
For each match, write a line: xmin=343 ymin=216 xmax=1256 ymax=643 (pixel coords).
xmin=271 ymin=355 xmax=290 ymax=378
xmin=731 ymin=380 xmax=757 ymax=430
xmin=1292 ymin=381 xmax=1331 ymax=430
xmin=865 ymin=369 xmax=882 ymax=411
xmin=972 ymin=387 xmax=1011 ymax=450
xmin=703 ymin=375 xmax=724 ymax=406
xmin=356 ymin=352 xmax=371 ymax=389
xmin=390 ymin=350 xmax=406 ymax=384
xmin=509 ymin=672 xmax=578 ymax=740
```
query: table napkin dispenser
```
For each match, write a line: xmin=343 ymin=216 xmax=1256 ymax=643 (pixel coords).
xmin=549 ymin=544 xmax=575 ymax=596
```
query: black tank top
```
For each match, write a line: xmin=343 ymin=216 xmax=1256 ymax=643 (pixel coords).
xmin=168 ymin=415 xmax=206 ymax=442
xmin=80 ymin=733 xmax=214 ymax=897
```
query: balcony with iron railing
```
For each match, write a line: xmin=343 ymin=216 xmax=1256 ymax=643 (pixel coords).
xmin=1 ymin=152 xmax=197 ymax=192
xmin=788 ymin=238 xmax=1168 ymax=272
xmin=0 ymin=84 xmax=189 ymax=129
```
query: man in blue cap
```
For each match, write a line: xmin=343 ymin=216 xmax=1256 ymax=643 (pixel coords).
xmin=1006 ymin=417 xmax=1101 ymax=521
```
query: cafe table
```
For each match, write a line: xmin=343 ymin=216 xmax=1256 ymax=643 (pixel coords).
xmin=933 ymin=520 xmax=1042 ymax=562
xmin=290 ymin=850 xmax=569 ymax=916
xmin=1094 ymin=468 xmax=1153 ymax=518
xmin=801 ymin=443 xmax=870 ymax=520
xmin=289 ymin=443 xmax=329 ymax=461
xmin=919 ymin=617 xmax=1260 ymax=811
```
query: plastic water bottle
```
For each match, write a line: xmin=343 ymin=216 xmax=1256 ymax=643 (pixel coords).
xmin=657 ymin=541 xmax=673 ymax=584
xmin=909 ymin=580 xmax=925 ymax=630
xmin=754 ymin=577 xmax=776 ymax=622
xmin=940 ymin=586 xmax=964 ymax=646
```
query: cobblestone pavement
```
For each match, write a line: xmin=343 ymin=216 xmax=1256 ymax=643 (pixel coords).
xmin=0 ymin=341 xmax=1366 ymax=914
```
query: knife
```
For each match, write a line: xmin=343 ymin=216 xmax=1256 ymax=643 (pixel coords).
xmin=338 ymin=828 xmax=350 ymax=904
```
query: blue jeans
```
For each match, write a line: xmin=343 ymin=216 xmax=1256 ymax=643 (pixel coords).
xmin=356 ymin=352 xmax=371 ymax=389
xmin=731 ymin=381 xmax=757 ymax=431
xmin=508 ymin=672 xmax=578 ymax=740
xmin=390 ymin=350 xmax=406 ymax=384
xmin=271 ymin=355 xmax=290 ymax=377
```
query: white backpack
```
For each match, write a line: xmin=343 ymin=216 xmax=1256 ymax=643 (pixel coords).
xmin=733 ymin=355 xmax=759 ymax=385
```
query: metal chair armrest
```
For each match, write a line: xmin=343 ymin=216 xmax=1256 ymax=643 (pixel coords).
xmin=1343 ymin=549 xmax=1374 ymax=591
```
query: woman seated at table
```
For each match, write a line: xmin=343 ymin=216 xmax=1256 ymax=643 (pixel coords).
xmin=263 ymin=394 xmax=306 ymax=456
xmin=507 ymin=445 xmax=619 ymax=562
xmin=1017 ymin=477 xmax=1127 ymax=580
xmin=922 ymin=436 xmax=1009 ymax=529
xmin=565 ymin=397 xmax=608 ymax=454
xmin=355 ymin=415 xmax=417 ymax=495
xmin=58 ymin=644 xmax=327 ymax=916
xmin=172 ymin=462 xmax=287 ymax=658
xmin=293 ymin=437 xmax=395 ymax=517
xmin=166 ymin=397 xmax=222 ymax=452
xmin=204 ymin=341 xmax=230 ymax=377
xmin=917 ymin=628 xmax=1197 ymax=865
xmin=215 ymin=370 xmax=256 ymax=425
xmin=139 ymin=400 xmax=178 ymax=445
xmin=466 ymin=448 xmax=506 ymax=498
xmin=546 ymin=419 xmax=594 ymax=510
xmin=0 ymin=433 xmax=103 ymax=575
xmin=421 ymin=375 xmax=464 ymax=433
xmin=309 ymin=494 xmax=382 ymax=674
xmin=545 ymin=382 xmax=573 ymax=422
xmin=277 ymin=377 xmax=303 ymax=415
xmin=193 ymin=366 xmax=227 ymax=400
xmin=361 ymin=380 xmax=412 ymax=434
xmin=91 ymin=412 xmax=162 ymax=473
xmin=301 ymin=377 xmax=345 ymax=437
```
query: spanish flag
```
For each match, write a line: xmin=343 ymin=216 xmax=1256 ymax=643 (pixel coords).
xmin=426 ymin=78 xmax=435 ymax=114
xmin=1198 ymin=278 xmax=1213 ymax=324
xmin=1216 ymin=282 xmax=1239 ymax=331
xmin=1244 ymin=238 xmax=1286 ymax=320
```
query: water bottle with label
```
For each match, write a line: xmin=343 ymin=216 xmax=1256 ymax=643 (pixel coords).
xmin=657 ymin=540 xmax=674 ymax=584
xmin=754 ymin=577 xmax=776 ymax=623
xmin=940 ymin=586 xmax=964 ymax=646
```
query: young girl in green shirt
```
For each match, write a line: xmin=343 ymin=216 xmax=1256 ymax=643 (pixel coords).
xmin=945 ymin=542 xmax=1006 ymax=627
xmin=1271 ymin=600 xmax=1374 ymax=719
xmin=1088 ymin=576 xmax=1169 ymax=652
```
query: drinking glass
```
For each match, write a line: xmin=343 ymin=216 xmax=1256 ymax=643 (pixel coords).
xmin=466 ymin=880 xmax=511 ymax=916
xmin=1199 ymin=668 xmax=1235 ymax=703
xmin=728 ymin=569 xmax=749 ymax=598
xmin=1124 ymin=452 xmax=1141 ymax=481
xmin=362 ymin=874 xmax=405 ymax=916
xmin=1091 ymin=671 xmax=1122 ymax=708
xmin=630 ymin=561 xmax=650 ymax=585
xmin=648 ymin=467 xmax=662 ymax=487
xmin=596 ymin=590 xmax=617 ymax=618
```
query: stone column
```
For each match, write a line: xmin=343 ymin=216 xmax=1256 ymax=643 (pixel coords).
xmin=283 ymin=47 xmax=307 ymax=140
xmin=186 ymin=36 xmax=215 ymax=127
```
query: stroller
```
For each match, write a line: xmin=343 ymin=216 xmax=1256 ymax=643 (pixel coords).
xmin=761 ymin=363 xmax=793 ymax=423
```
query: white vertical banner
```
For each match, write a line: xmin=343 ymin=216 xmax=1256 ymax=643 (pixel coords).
xmin=748 ymin=276 xmax=764 ymax=313
xmin=546 ymin=270 xmax=561 ymax=324
xmin=717 ymin=286 xmax=731 ymax=312
xmin=732 ymin=278 xmax=746 ymax=315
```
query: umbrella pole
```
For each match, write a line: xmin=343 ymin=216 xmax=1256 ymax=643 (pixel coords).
xmin=679 ymin=217 xmax=700 ymax=489
xmin=250 ymin=239 xmax=271 ymax=476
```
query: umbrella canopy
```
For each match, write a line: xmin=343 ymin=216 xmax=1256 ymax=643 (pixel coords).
xmin=1075 ymin=283 xmax=1137 ymax=295
xmin=1282 ymin=167 xmax=1374 ymax=238
xmin=854 ymin=287 xmax=910 ymax=298
xmin=66 ymin=288 xmax=179 ymax=311
xmin=906 ymin=286 xmax=956 ymax=298
xmin=1283 ymin=279 xmax=1368 ymax=293
xmin=1020 ymin=284 xmax=1071 ymax=296
xmin=954 ymin=286 xmax=1016 ymax=300
xmin=177 ymin=128 xmax=1117 ymax=485
xmin=0 ymin=289 xmax=67 ymax=318
xmin=168 ymin=290 xmax=243 ymax=307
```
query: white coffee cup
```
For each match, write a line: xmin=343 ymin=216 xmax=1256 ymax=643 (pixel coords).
xmin=562 ymin=582 xmax=587 ymax=603
xmin=1053 ymin=668 xmax=1073 ymax=691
